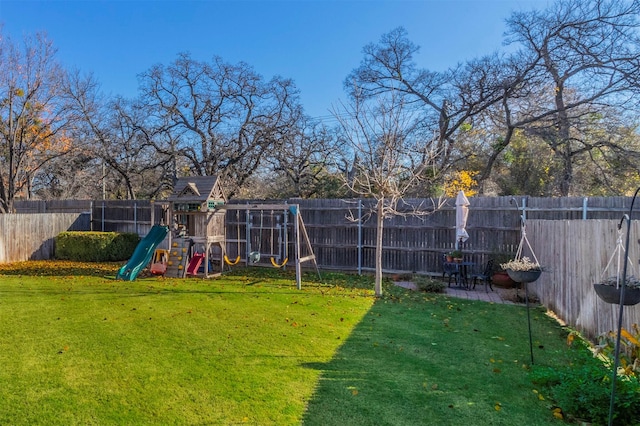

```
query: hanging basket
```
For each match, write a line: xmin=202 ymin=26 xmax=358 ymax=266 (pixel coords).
xmin=507 ymin=212 xmax=542 ymax=285
xmin=506 ymin=269 xmax=542 ymax=284
xmin=593 ymin=284 xmax=640 ymax=306
xmin=593 ymin=223 xmax=640 ymax=305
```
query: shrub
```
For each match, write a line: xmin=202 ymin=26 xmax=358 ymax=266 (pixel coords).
xmin=532 ymin=339 xmax=640 ymax=425
xmin=413 ymin=276 xmax=446 ymax=293
xmin=596 ymin=324 xmax=640 ymax=375
xmin=56 ymin=232 xmax=140 ymax=262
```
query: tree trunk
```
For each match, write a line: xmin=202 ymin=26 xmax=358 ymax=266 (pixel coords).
xmin=375 ymin=198 xmax=384 ymax=296
xmin=555 ymin=87 xmax=572 ymax=197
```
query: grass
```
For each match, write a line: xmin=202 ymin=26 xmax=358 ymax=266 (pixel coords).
xmin=0 ymin=261 xmax=576 ymax=425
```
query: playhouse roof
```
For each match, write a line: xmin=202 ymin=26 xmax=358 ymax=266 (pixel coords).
xmin=167 ymin=175 xmax=226 ymax=203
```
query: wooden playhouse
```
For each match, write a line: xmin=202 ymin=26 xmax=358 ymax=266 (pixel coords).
xmin=165 ymin=175 xmax=227 ymax=278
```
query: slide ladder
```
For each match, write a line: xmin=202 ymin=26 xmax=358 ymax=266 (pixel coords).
xmin=165 ymin=239 xmax=191 ymax=278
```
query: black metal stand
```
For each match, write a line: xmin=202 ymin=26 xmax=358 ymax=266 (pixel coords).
xmin=525 ymin=283 xmax=534 ymax=365
xmin=607 ymin=186 xmax=640 ymax=426
xmin=510 ymin=197 xmax=539 ymax=365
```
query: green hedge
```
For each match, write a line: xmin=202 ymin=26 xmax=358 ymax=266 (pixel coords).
xmin=55 ymin=232 xmax=140 ymax=262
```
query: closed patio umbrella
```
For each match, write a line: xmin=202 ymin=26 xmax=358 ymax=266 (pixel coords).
xmin=455 ymin=190 xmax=470 ymax=249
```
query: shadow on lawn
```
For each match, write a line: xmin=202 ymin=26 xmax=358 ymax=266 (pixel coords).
xmin=300 ymin=286 xmax=563 ymax=426
xmin=300 ymin=293 xmax=439 ymax=425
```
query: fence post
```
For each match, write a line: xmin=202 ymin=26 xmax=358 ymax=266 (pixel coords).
xmin=522 ymin=197 xmax=527 ymax=221
xmin=583 ymin=197 xmax=589 ymax=220
xmin=90 ymin=201 xmax=94 ymax=231
xmin=101 ymin=201 xmax=105 ymax=232
xmin=358 ymin=199 xmax=362 ymax=275
xmin=246 ymin=206 xmax=251 ymax=262
xmin=134 ymin=202 xmax=138 ymax=235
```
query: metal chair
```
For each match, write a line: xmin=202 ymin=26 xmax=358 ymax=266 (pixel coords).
xmin=471 ymin=259 xmax=495 ymax=292
xmin=442 ymin=253 xmax=460 ymax=287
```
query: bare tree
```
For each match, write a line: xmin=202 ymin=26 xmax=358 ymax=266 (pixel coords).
xmin=65 ymin=71 xmax=169 ymax=200
xmin=349 ymin=1 xmax=640 ymax=198
xmin=0 ymin=30 xmax=76 ymax=212
xmin=492 ymin=0 xmax=640 ymax=195
xmin=334 ymin=89 xmax=444 ymax=296
xmin=138 ymin=53 xmax=304 ymax=197
xmin=345 ymin=27 xmax=508 ymax=173
xmin=263 ymin=118 xmax=345 ymax=198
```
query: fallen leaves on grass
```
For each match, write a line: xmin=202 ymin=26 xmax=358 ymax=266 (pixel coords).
xmin=0 ymin=260 xmax=119 ymax=277
xmin=552 ymin=407 xmax=564 ymax=419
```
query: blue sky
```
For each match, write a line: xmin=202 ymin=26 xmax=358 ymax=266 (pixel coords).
xmin=0 ymin=0 xmax=546 ymax=120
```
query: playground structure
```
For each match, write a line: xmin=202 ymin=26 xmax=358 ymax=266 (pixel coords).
xmin=165 ymin=176 xmax=319 ymax=287
xmin=115 ymin=175 xmax=318 ymax=288
xmin=165 ymin=175 xmax=227 ymax=279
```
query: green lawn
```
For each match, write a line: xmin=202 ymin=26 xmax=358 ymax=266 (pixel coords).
xmin=0 ymin=262 xmax=572 ymax=425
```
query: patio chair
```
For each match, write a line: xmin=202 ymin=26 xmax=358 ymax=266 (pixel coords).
xmin=442 ymin=253 xmax=460 ymax=287
xmin=471 ymin=259 xmax=495 ymax=292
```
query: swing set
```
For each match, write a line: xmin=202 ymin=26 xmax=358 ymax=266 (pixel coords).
xmin=218 ymin=203 xmax=319 ymax=289
xmin=223 ymin=210 xmax=242 ymax=266
xmin=223 ymin=208 xmax=290 ymax=267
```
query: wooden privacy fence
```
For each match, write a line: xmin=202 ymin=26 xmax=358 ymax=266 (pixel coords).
xmin=13 ymin=199 xmax=93 ymax=213
xmin=89 ymin=200 xmax=166 ymax=235
xmin=251 ymin=196 xmax=640 ymax=275
xmin=79 ymin=197 xmax=524 ymax=274
xmin=0 ymin=213 xmax=90 ymax=263
xmin=528 ymin=219 xmax=640 ymax=341
xmin=11 ymin=195 xmax=640 ymax=275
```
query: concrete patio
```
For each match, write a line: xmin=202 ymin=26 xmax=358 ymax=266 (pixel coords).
xmin=394 ymin=280 xmax=520 ymax=304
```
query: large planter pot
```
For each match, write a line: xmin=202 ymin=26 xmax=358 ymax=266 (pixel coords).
xmin=506 ymin=269 xmax=542 ymax=284
xmin=491 ymin=272 xmax=518 ymax=288
xmin=593 ymin=284 xmax=640 ymax=306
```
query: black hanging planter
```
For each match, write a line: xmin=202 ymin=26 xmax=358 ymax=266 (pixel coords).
xmin=593 ymin=284 xmax=640 ymax=306
xmin=506 ymin=269 xmax=542 ymax=284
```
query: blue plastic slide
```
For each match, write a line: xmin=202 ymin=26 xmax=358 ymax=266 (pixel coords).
xmin=116 ymin=225 xmax=169 ymax=281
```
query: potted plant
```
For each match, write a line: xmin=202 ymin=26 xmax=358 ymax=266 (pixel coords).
xmin=594 ymin=276 xmax=640 ymax=306
xmin=450 ymin=250 xmax=463 ymax=263
xmin=490 ymin=252 xmax=517 ymax=288
xmin=501 ymin=257 xmax=543 ymax=284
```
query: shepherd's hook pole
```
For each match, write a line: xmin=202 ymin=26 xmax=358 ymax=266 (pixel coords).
xmin=525 ymin=283 xmax=534 ymax=365
xmin=511 ymin=197 xmax=535 ymax=364
xmin=608 ymin=186 xmax=640 ymax=426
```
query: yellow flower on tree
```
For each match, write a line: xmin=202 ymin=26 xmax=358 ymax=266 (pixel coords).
xmin=444 ymin=170 xmax=478 ymax=197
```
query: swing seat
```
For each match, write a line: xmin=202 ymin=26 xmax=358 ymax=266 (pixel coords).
xmin=271 ymin=257 xmax=288 ymax=268
xmin=224 ymin=254 xmax=241 ymax=266
xmin=249 ymin=251 xmax=261 ymax=263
